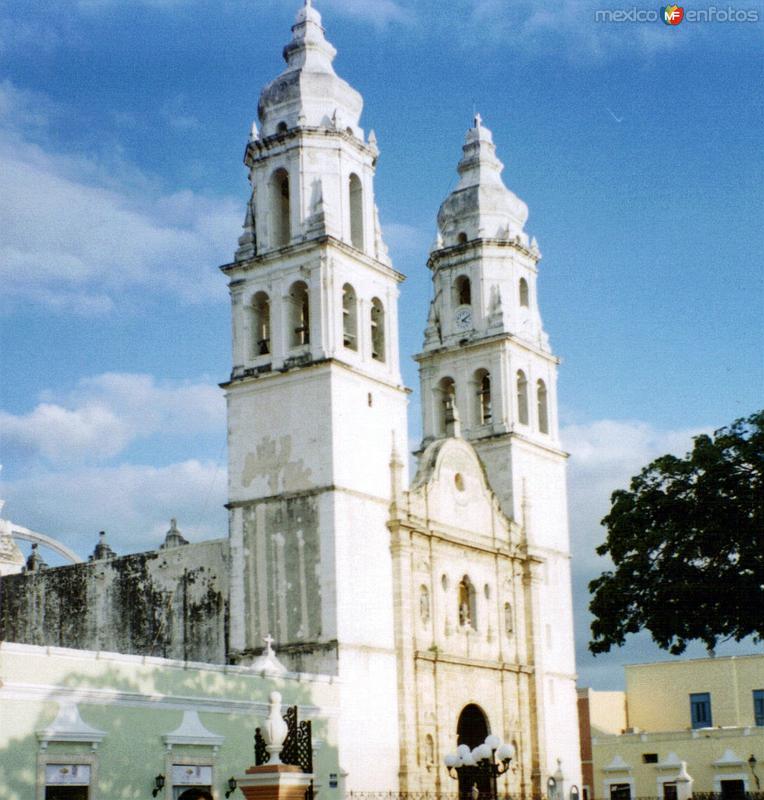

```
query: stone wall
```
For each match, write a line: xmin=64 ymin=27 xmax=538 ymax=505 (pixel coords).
xmin=0 ymin=539 xmax=229 ymax=664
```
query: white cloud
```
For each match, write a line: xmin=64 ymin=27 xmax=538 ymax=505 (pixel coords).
xmin=319 ymin=0 xmax=412 ymax=27
xmin=0 ymin=81 xmax=242 ymax=314
xmin=0 ymin=459 xmax=228 ymax=559
xmin=1 ymin=372 xmax=225 ymax=466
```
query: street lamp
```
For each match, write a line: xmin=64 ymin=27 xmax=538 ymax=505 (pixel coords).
xmin=748 ymin=755 xmax=760 ymax=792
xmin=444 ymin=734 xmax=514 ymax=798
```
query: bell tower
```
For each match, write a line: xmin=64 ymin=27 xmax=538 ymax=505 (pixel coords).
xmin=222 ymin=2 xmax=408 ymax=787
xmin=415 ymin=116 xmax=581 ymax=790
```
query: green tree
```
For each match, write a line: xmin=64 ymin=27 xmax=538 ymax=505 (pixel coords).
xmin=589 ymin=410 xmax=764 ymax=655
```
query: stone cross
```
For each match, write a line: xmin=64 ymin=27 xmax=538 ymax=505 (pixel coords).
xmin=263 ymin=634 xmax=274 ymax=656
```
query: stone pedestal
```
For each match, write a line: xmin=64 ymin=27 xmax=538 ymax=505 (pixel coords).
xmin=238 ymin=764 xmax=314 ymax=800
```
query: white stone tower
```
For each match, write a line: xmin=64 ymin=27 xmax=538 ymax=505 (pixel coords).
xmin=222 ymin=1 xmax=408 ymax=787
xmin=415 ymin=116 xmax=581 ymax=791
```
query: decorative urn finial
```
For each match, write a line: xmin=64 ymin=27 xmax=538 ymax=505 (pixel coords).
xmin=262 ymin=691 xmax=289 ymax=764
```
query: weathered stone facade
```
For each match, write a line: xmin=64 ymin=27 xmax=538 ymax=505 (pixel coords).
xmin=0 ymin=538 xmax=229 ymax=663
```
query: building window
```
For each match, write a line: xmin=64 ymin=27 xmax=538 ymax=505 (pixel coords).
xmin=537 ymin=379 xmax=549 ymax=434
xmin=609 ymin=785 xmax=631 ymax=800
xmin=342 ymin=283 xmax=358 ymax=350
xmin=690 ymin=692 xmax=712 ymax=729
xmin=370 ymin=297 xmax=385 ymax=361
xmin=252 ymin=291 xmax=271 ymax=356
xmin=642 ymin=754 xmax=658 ymax=764
xmin=288 ymin=281 xmax=310 ymax=348
xmin=516 ymin=370 xmax=529 ymax=425
xmin=519 ymin=277 xmax=529 ymax=307
xmin=457 ymin=575 xmax=477 ymax=630
xmin=454 ymin=275 xmax=471 ymax=307
xmin=474 ymin=370 xmax=492 ymax=425
xmin=754 ymin=689 xmax=764 ymax=725
xmin=270 ymin=168 xmax=290 ymax=248
xmin=457 ymin=232 xmax=468 ymax=245
xmin=349 ymin=173 xmax=364 ymax=249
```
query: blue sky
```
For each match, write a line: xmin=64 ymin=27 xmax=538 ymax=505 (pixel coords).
xmin=1 ymin=0 xmax=762 ymax=689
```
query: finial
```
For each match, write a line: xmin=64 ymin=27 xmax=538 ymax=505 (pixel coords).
xmin=249 ymin=121 xmax=258 ymax=142
xmin=263 ymin=633 xmax=275 ymax=657
xmin=474 ymin=112 xmax=482 ymax=129
xmin=306 ymin=0 xmax=312 ymax=6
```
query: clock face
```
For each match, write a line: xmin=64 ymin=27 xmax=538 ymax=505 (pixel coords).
xmin=455 ymin=306 xmax=472 ymax=330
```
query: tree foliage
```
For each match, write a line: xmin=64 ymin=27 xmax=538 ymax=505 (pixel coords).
xmin=588 ymin=410 xmax=764 ymax=655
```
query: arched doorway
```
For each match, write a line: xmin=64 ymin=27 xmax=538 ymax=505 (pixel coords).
xmin=456 ymin=704 xmax=491 ymax=797
xmin=177 ymin=790 xmax=213 ymax=800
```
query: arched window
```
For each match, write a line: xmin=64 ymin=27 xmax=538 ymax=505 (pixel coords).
xmin=342 ymin=283 xmax=357 ymax=350
xmin=252 ymin=291 xmax=271 ymax=356
xmin=537 ymin=379 xmax=549 ymax=434
xmin=270 ymin=168 xmax=290 ymax=248
xmin=370 ymin=297 xmax=385 ymax=362
xmin=457 ymin=232 xmax=468 ymax=245
xmin=276 ymin=121 xmax=288 ymax=135
xmin=454 ymin=275 xmax=471 ymax=306
xmin=519 ymin=277 xmax=529 ymax=307
xmin=288 ymin=281 xmax=310 ymax=348
xmin=438 ymin=377 xmax=456 ymax=436
xmin=349 ymin=173 xmax=364 ymax=250
xmin=516 ymin=370 xmax=529 ymax=425
xmin=457 ymin=575 xmax=477 ymax=630
xmin=504 ymin=602 xmax=514 ymax=636
xmin=475 ymin=369 xmax=492 ymax=425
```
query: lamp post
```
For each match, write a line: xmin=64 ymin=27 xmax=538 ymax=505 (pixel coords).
xmin=444 ymin=735 xmax=514 ymax=799
xmin=749 ymin=755 xmax=760 ymax=792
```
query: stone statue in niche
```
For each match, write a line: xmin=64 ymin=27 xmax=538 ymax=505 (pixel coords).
xmin=419 ymin=585 xmax=430 ymax=624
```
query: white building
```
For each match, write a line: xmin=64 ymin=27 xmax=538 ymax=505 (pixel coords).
xmin=0 ymin=1 xmax=582 ymax=795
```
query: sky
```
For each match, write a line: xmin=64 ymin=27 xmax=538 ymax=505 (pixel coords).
xmin=0 ymin=0 xmax=762 ymax=690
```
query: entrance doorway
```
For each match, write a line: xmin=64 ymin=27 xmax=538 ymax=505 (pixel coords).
xmin=176 ymin=790 xmax=213 ymax=800
xmin=456 ymin=704 xmax=491 ymax=797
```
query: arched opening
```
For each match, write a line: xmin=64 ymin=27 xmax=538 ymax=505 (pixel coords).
xmin=537 ymin=379 xmax=549 ymax=434
xmin=454 ymin=275 xmax=471 ymax=307
xmin=177 ymin=791 xmax=214 ymax=800
xmin=437 ymin=377 xmax=456 ymax=436
xmin=276 ymin=121 xmax=288 ymax=135
xmin=252 ymin=291 xmax=271 ymax=356
xmin=270 ymin=168 xmax=291 ymax=248
xmin=516 ymin=370 xmax=529 ymax=425
xmin=474 ymin=369 xmax=492 ymax=426
xmin=457 ymin=232 xmax=468 ymax=245
xmin=288 ymin=281 xmax=310 ymax=348
xmin=349 ymin=173 xmax=364 ymax=250
xmin=457 ymin=575 xmax=477 ymax=630
xmin=519 ymin=277 xmax=529 ymax=307
xmin=370 ymin=297 xmax=385 ymax=361
xmin=456 ymin=704 xmax=491 ymax=796
xmin=342 ymin=283 xmax=358 ymax=350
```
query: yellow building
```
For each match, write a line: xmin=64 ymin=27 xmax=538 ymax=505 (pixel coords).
xmin=581 ymin=654 xmax=764 ymax=800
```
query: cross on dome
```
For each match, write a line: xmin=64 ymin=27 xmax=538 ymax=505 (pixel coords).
xmin=263 ymin=633 xmax=275 ymax=656
xmin=474 ymin=112 xmax=483 ymax=128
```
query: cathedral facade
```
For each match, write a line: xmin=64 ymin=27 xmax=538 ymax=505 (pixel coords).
xmin=0 ymin=2 xmax=581 ymax=795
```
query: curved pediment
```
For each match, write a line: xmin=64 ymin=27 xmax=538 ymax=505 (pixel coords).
xmin=408 ymin=437 xmax=516 ymax=544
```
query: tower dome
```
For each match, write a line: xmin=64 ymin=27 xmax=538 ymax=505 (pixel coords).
xmin=257 ymin=0 xmax=364 ymax=138
xmin=436 ymin=115 xmax=529 ymax=248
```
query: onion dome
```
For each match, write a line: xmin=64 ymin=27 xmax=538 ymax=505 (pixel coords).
xmin=257 ymin=0 xmax=364 ymax=138
xmin=437 ymin=115 xmax=529 ymax=248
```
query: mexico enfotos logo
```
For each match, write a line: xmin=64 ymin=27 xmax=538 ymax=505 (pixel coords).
xmin=595 ymin=5 xmax=760 ymax=22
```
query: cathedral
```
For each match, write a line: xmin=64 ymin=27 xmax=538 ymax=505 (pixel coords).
xmin=0 ymin=2 xmax=581 ymax=797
